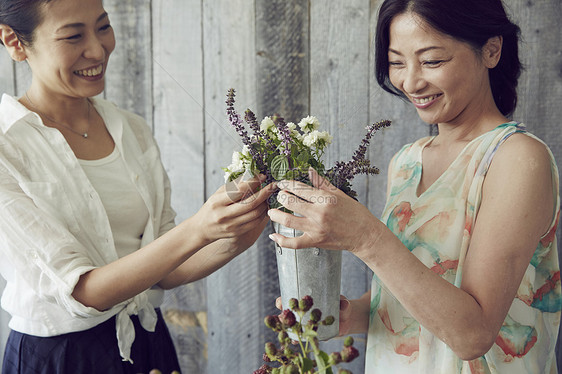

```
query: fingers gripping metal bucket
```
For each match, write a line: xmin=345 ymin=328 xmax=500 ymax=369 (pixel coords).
xmin=273 ymin=222 xmax=342 ymax=340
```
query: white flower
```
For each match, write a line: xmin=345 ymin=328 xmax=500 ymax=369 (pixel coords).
xmin=286 ymin=122 xmax=301 ymax=140
xmin=317 ymin=131 xmax=333 ymax=145
xmin=302 ymin=130 xmax=332 ymax=148
xmin=230 ymin=151 xmax=244 ymax=170
xmin=298 ymin=115 xmax=320 ymax=133
xmin=302 ymin=131 xmax=318 ymax=147
xmin=260 ymin=116 xmax=276 ymax=133
xmin=224 ymin=145 xmax=253 ymax=182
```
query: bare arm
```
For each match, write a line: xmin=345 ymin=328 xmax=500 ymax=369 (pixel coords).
xmin=157 ymin=212 xmax=270 ymax=289
xmin=268 ymin=135 xmax=554 ymax=359
xmin=72 ymin=178 xmax=275 ymax=310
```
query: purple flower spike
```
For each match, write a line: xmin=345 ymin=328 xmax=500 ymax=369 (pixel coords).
xmin=226 ymin=89 xmax=251 ymax=147
xmin=272 ymin=114 xmax=292 ymax=157
xmin=352 ymin=119 xmax=391 ymax=162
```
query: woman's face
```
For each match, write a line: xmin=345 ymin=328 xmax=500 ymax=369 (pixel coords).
xmin=24 ymin=0 xmax=115 ymax=100
xmin=387 ymin=12 xmax=491 ymax=126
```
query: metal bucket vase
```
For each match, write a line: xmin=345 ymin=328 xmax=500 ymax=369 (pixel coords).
xmin=273 ymin=222 xmax=342 ymax=341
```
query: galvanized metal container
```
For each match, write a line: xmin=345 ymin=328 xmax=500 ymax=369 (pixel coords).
xmin=273 ymin=221 xmax=342 ymax=341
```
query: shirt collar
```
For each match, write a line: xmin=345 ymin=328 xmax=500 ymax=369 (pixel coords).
xmin=0 ymin=94 xmax=126 ymax=147
xmin=0 ymin=93 xmax=43 ymax=134
xmin=89 ymin=97 xmax=124 ymax=147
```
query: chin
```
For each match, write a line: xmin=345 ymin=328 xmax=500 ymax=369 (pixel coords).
xmin=82 ymin=83 xmax=106 ymax=98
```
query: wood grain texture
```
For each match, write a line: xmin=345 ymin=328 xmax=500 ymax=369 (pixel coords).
xmin=202 ymin=1 xmax=272 ymax=373
xmin=506 ymin=1 xmax=562 ymax=369
xmin=14 ymin=62 xmax=31 ymax=97
xmin=103 ymin=0 xmax=152 ymax=123
xmin=0 ymin=50 xmax=14 ymax=96
xmin=151 ymin=1 xmax=207 ymax=372
xmin=255 ymin=0 xmax=309 ymax=121
xmin=309 ymin=1 xmax=372 ymax=372
xmin=162 ymin=282 xmax=208 ymax=373
xmin=152 ymin=0 xmax=205 ymax=221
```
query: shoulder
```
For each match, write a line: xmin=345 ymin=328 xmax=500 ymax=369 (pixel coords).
xmin=485 ymin=130 xmax=557 ymax=228
xmin=492 ymin=131 xmax=555 ymax=173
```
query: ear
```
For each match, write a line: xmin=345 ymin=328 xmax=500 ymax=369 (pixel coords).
xmin=482 ymin=36 xmax=503 ymax=69
xmin=0 ymin=25 xmax=27 ymax=62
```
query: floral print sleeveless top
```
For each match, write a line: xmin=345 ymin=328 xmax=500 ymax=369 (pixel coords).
xmin=365 ymin=123 xmax=561 ymax=373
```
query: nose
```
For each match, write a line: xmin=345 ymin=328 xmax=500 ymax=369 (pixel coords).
xmin=83 ymin=33 xmax=106 ymax=61
xmin=401 ymin=65 xmax=426 ymax=95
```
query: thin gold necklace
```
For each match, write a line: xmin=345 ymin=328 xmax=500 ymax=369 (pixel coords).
xmin=25 ymin=92 xmax=91 ymax=139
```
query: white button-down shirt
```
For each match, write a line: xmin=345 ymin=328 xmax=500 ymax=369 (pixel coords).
xmin=0 ymin=94 xmax=176 ymax=362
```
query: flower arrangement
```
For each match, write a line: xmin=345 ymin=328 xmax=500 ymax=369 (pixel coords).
xmin=222 ymin=88 xmax=391 ymax=207
xmin=254 ymin=295 xmax=359 ymax=374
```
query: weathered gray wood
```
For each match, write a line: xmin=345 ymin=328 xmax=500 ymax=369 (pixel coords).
xmin=162 ymin=282 xmax=208 ymax=374
xmin=151 ymin=0 xmax=208 ymax=372
xmin=202 ymin=1 xmax=270 ymax=373
xmin=256 ymin=0 xmax=309 ymax=121
xmin=14 ymin=61 xmax=31 ymax=97
xmin=103 ymin=0 xmax=152 ymax=123
xmin=507 ymin=1 xmax=562 ymax=370
xmin=152 ymin=0 xmax=205 ymax=220
xmin=309 ymin=1 xmax=372 ymax=372
xmin=0 ymin=50 xmax=14 ymax=96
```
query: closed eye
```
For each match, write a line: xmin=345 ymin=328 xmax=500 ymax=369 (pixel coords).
xmin=65 ymin=34 xmax=82 ymax=41
xmin=423 ymin=60 xmax=445 ymax=67
xmin=99 ymin=24 xmax=112 ymax=32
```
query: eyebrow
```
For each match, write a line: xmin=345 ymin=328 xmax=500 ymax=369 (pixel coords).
xmin=388 ymin=46 xmax=445 ymax=56
xmin=55 ymin=12 xmax=109 ymax=33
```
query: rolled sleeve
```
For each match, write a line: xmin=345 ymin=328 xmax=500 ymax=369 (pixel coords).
xmin=0 ymin=171 xmax=104 ymax=319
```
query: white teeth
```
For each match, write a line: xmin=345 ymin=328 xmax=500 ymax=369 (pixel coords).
xmin=75 ymin=65 xmax=103 ymax=77
xmin=413 ymin=95 xmax=439 ymax=104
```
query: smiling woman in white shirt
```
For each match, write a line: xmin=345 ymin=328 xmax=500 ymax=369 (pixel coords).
xmin=0 ymin=0 xmax=275 ymax=373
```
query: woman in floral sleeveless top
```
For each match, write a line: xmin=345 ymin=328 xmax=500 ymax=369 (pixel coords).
xmin=268 ymin=0 xmax=561 ymax=373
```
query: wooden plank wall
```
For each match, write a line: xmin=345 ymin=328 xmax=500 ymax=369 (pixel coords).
xmin=0 ymin=0 xmax=561 ymax=372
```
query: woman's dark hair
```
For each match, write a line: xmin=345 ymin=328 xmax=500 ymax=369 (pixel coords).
xmin=375 ymin=0 xmax=522 ymax=117
xmin=0 ymin=0 xmax=54 ymax=47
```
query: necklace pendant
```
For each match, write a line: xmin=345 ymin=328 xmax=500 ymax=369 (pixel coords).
xmin=83 ymin=133 xmax=88 ymax=138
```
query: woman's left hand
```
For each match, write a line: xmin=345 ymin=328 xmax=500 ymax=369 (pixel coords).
xmin=267 ymin=168 xmax=378 ymax=252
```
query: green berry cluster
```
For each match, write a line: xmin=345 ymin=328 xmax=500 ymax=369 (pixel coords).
xmin=254 ymin=295 xmax=359 ymax=374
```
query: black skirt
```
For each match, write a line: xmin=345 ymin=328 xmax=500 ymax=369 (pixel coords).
xmin=1 ymin=308 xmax=181 ymax=374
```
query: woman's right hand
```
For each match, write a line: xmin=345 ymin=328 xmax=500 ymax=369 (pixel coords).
xmin=193 ymin=174 xmax=276 ymax=244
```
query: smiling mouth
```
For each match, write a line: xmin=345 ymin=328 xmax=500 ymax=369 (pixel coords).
xmin=74 ymin=64 xmax=103 ymax=77
xmin=412 ymin=94 xmax=442 ymax=105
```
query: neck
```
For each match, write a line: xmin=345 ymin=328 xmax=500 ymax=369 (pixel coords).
xmin=434 ymin=107 xmax=509 ymax=145
xmin=23 ymin=90 xmax=92 ymax=138
xmin=23 ymin=88 xmax=90 ymax=125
